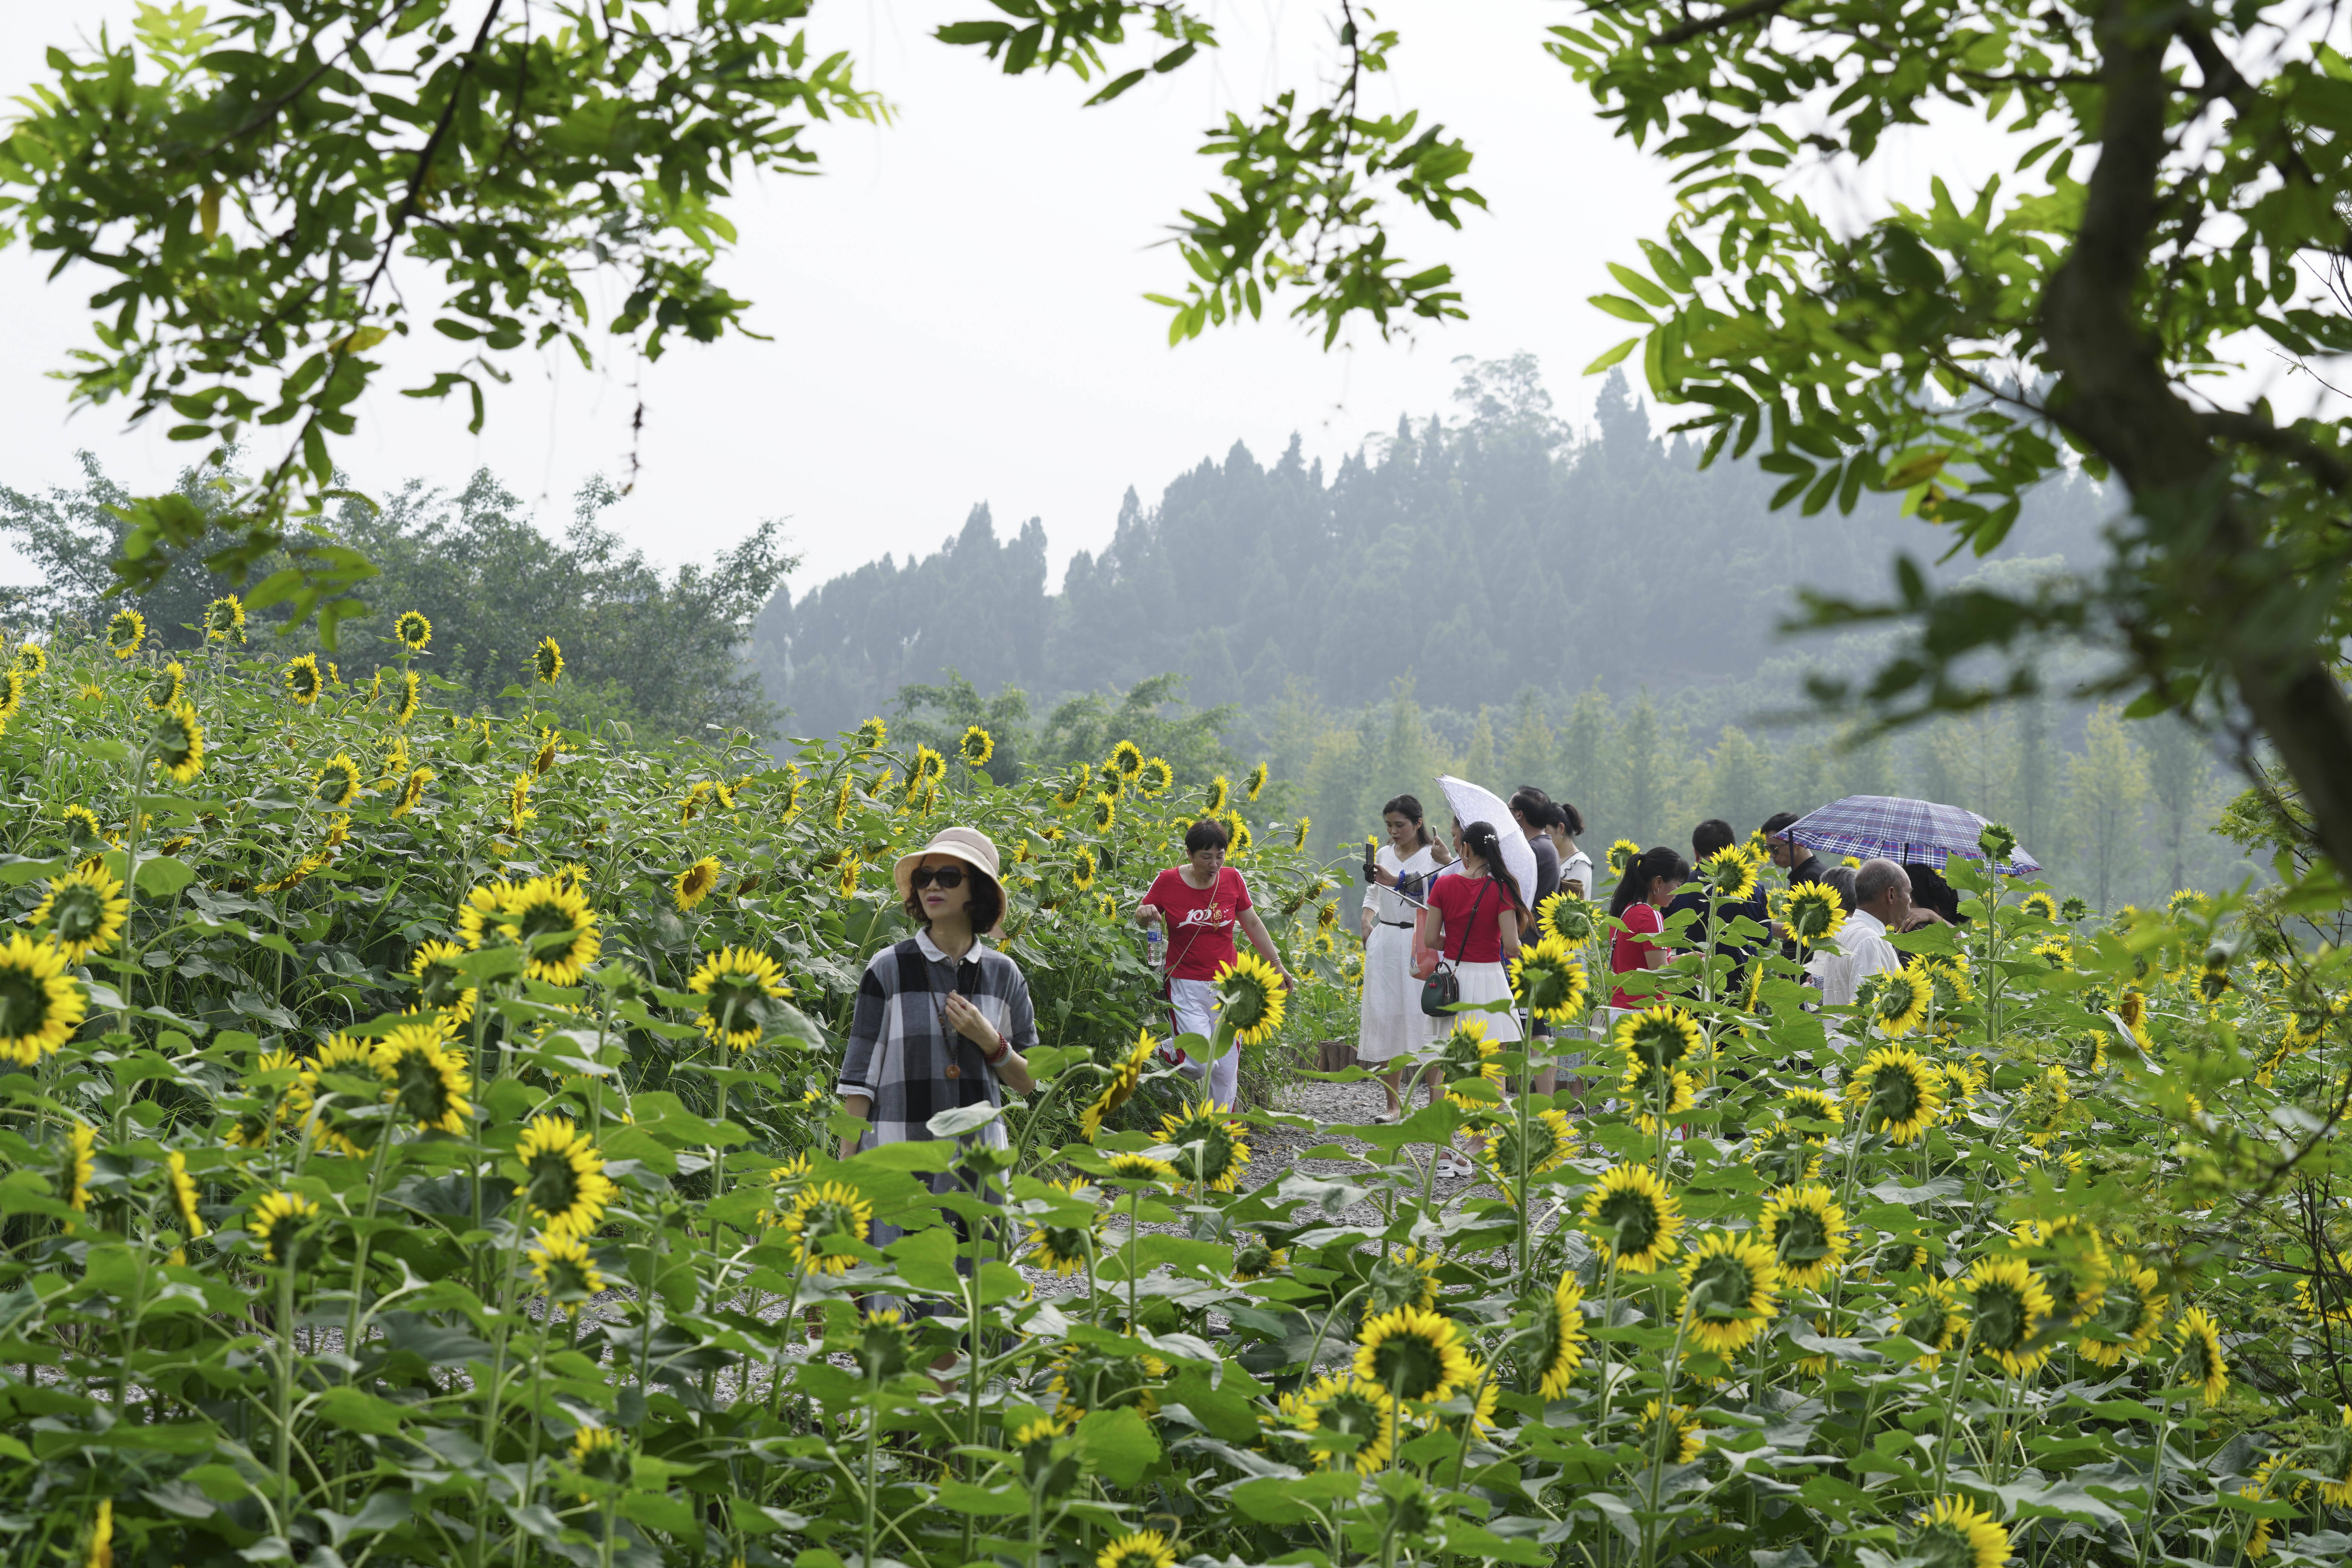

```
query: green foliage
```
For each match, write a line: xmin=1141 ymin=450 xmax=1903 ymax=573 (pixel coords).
xmin=0 ymin=0 xmax=1479 ymax=640
xmin=3 ymin=456 xmax=790 ymax=739
xmin=7 ymin=623 xmax=2352 ymax=1568
xmin=1549 ymin=0 xmax=2352 ymax=870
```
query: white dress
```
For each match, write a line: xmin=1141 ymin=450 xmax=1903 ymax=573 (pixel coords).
xmin=1357 ymin=843 xmax=1440 ymax=1063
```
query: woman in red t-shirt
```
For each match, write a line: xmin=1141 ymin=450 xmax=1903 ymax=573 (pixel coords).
xmin=1134 ymin=816 xmax=1297 ymax=1109
xmin=1608 ymin=846 xmax=1690 ymax=1010
xmin=1414 ymin=820 xmax=1527 ymax=1176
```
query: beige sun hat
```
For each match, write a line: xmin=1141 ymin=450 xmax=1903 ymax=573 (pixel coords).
xmin=893 ymin=825 xmax=1006 ymax=935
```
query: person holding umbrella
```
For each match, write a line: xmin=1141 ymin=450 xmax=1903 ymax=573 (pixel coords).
xmin=1415 ymin=818 xmax=1525 ymax=1176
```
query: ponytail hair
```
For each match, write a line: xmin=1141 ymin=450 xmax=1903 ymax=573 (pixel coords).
xmin=1383 ymin=794 xmax=1432 ymax=848
xmin=1611 ymin=845 xmax=1691 ymax=918
xmin=1459 ymin=820 xmax=1526 ymax=911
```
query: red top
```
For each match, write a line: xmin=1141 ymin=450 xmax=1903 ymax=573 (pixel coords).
xmin=1610 ymin=902 xmax=1664 ymax=1009
xmin=1426 ymin=873 xmax=1510 ymax=964
xmin=1145 ymin=867 xmax=1254 ymax=980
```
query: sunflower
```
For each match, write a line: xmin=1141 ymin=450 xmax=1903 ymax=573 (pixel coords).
xmin=165 ymin=1149 xmax=207 ymax=1242
xmin=1847 ymin=1045 xmax=1944 ymax=1144
xmin=1484 ymin=1108 xmax=1577 ymax=1192
xmin=1758 ymin=1184 xmax=1851 ymax=1292
xmin=2239 ymin=1453 xmax=2287 ymax=1561
xmin=138 ymin=660 xmax=185 ymax=714
xmin=514 ymin=1115 xmax=617 ymax=1237
xmin=1241 ymin=761 xmax=1268 ymax=801
xmin=1024 ymin=1176 xmax=1104 ymax=1277
xmin=1678 ymin=1231 xmax=1782 ymax=1357
xmin=1921 ymin=955 xmax=1974 ymax=1011
xmin=1694 ymin=844 xmax=1760 ymax=901
xmin=386 ymin=669 xmax=421 ymax=727
xmin=373 ymin=1018 xmax=473 ymax=1135
xmin=1230 ymin=1233 xmax=1288 ymax=1281
xmin=392 ymin=765 xmax=434 ymax=819
xmin=1054 ymin=763 xmax=1093 ymax=809
xmin=836 ymin=856 xmax=861 ymax=897
xmin=204 ymin=595 xmax=246 ymax=643
xmin=2295 ymin=1270 xmax=2352 ymax=1328
xmin=687 ymin=945 xmax=790 ymax=1050
xmin=943 ymin=723 xmax=992 ymax=770
xmin=1158 ymin=1098 xmax=1252 ymax=1191
xmin=1778 ymin=881 xmax=1846 ymax=947
xmin=58 ymin=1119 xmax=95 ymax=1213
xmin=0 ymin=670 xmax=23 ymax=726
xmin=1104 ymin=1152 xmax=1176 ymax=1184
xmin=533 ymin=636 xmax=564 ymax=683
xmin=2020 ymin=890 xmax=2059 ymax=922
xmin=284 ymin=654 xmax=323 ymax=706
xmin=1537 ymin=890 xmax=1599 ymax=945
xmin=407 ymin=938 xmax=478 ymax=1023
xmin=1621 ymin=1060 xmax=1698 ymax=1135
xmin=1910 ymin=1496 xmax=2011 ymax=1568
xmin=1212 ymin=950 xmax=1287 ymax=1046
xmin=495 ymin=876 xmax=603 ymax=986
xmin=1433 ymin=1017 xmax=1505 ymax=1106
xmin=1136 ymin=756 xmax=1174 ymax=798
xmin=529 ymin=1228 xmax=606 ymax=1312
xmin=1229 ymin=815 xmax=1254 ymax=855
xmin=1616 ymin=1003 xmax=1704 ymax=1069
xmin=1279 ymin=1372 xmax=1397 ymax=1472
xmin=1086 ymin=792 xmax=1118 ymax=833
xmin=779 ymin=1179 xmax=873 ymax=1276
xmin=828 ymin=777 xmax=855 ymax=829
xmin=0 ymin=933 xmax=87 ymax=1065
xmin=2017 ymin=1064 xmax=2073 ymax=1150
xmin=1635 ymin=1399 xmax=1705 ymax=1464
xmin=249 ymin=1190 xmax=320 ymax=1267
xmin=2008 ymin=1216 xmax=2109 ymax=1328
xmin=2030 ymin=937 xmax=2072 ymax=970
xmin=1894 ymin=1278 xmax=1968 ymax=1370
xmin=311 ymin=752 xmax=362 ymax=809
xmin=2176 ymin=1305 xmax=2230 ymax=1403
xmin=1204 ymin=775 xmax=1231 ymax=814
xmin=1081 ymin=1030 xmax=1155 ymax=1140
xmin=907 ymin=746 xmax=946 ymax=796
xmin=1523 ymin=1271 xmax=1588 ymax=1398
xmin=458 ymin=881 xmax=516 ymax=948
xmin=1063 ymin=844 xmax=1097 ymax=893
xmin=378 ymin=733 xmax=411 ymax=786
xmin=102 ymin=606 xmax=146 ymax=660
xmin=1583 ymin=1164 xmax=1684 ymax=1273
xmin=1355 ymin=1304 xmax=1475 ymax=1404
xmin=1511 ymin=936 xmax=1591 ymax=1024
xmin=845 ymin=715 xmax=886 ymax=753
xmin=59 ymin=805 xmax=107 ymax=854
xmin=778 ymin=773 xmax=806 ymax=822
xmin=1962 ymin=1253 xmax=2056 ymax=1377
xmin=2319 ymin=1407 xmax=2352 ymax=1508
xmin=31 ymin=864 xmax=129 ymax=962
xmin=673 ymin=856 xmax=721 ymax=912
xmin=381 ymin=608 xmax=430 ymax=652
xmin=1098 ymin=1531 xmax=1176 ymax=1568
xmin=293 ymin=1033 xmax=386 ymax=1156
xmin=1863 ymin=968 xmax=1933 ymax=1037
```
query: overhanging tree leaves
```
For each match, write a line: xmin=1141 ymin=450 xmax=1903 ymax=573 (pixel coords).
xmin=1551 ymin=0 xmax=2352 ymax=870
xmin=0 ymin=0 xmax=1480 ymax=640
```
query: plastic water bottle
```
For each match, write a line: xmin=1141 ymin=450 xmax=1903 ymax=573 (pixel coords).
xmin=1145 ymin=928 xmax=1164 ymax=969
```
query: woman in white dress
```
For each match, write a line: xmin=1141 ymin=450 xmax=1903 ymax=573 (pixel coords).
xmin=1358 ymin=793 xmax=1444 ymax=1119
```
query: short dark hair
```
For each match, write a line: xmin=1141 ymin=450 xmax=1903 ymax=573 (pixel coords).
xmin=1184 ymin=817 xmax=1231 ymax=855
xmin=1760 ymin=811 xmax=1803 ymax=837
xmin=902 ymin=867 xmax=1006 ymax=934
xmin=1691 ymin=818 xmax=1736 ymax=859
xmin=1508 ymin=786 xmax=1551 ymax=821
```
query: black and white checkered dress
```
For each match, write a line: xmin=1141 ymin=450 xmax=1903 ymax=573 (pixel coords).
xmin=836 ymin=928 xmax=1038 ymax=1155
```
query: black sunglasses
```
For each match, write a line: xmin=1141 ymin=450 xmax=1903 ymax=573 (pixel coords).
xmin=909 ymin=864 xmax=966 ymax=890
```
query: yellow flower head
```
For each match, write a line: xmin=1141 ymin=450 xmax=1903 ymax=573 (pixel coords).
xmin=31 ymin=864 xmax=129 ymax=963
xmin=1081 ymin=1030 xmax=1155 ymax=1141
xmin=408 ymin=937 xmax=478 ymax=1023
xmin=1693 ymin=843 xmax=1760 ymax=901
xmin=391 ymin=764 xmax=434 ymax=819
xmin=1212 ymin=950 xmax=1288 ymax=1046
xmin=1204 ymin=774 xmax=1231 ymax=814
xmin=959 ymin=724 xmax=994 ymax=767
xmin=393 ymin=609 xmax=432 ymax=651
xmin=1779 ymin=880 xmax=1846 ymax=945
xmin=147 ymin=699 xmax=205 ymax=782
xmin=1678 ymin=1230 xmax=1782 ymax=1357
xmin=534 ymin=636 xmax=564 ymax=683
xmin=853 ymin=715 xmax=887 ymax=750
xmin=529 ymin=1227 xmax=607 ymax=1313
xmin=373 ymin=1017 xmax=473 ymax=1135
xmin=494 ymin=876 xmax=603 ymax=986
xmin=1245 ymin=761 xmax=1268 ymax=800
xmin=1023 ymin=1176 xmax=1104 ymax=1277
xmin=1537 ymin=889 xmax=1600 ymax=945
xmin=1354 ymin=1304 xmax=1474 ymax=1404
xmin=2176 ymin=1305 xmax=2230 ymax=1404
xmin=1582 ymin=1164 xmax=1683 ymax=1273
xmin=1616 ymin=1003 xmax=1704 ymax=1070
xmin=315 ymin=752 xmax=363 ymax=808
xmin=249 ymin=1189 xmax=320 ymax=1267
xmin=203 ymin=595 xmax=248 ymax=643
xmin=1606 ymin=839 xmax=1641 ymax=877
xmin=1636 ymin=1398 xmax=1705 ymax=1464
xmin=145 ymin=660 xmax=185 ymax=711
xmin=2021 ymin=890 xmax=2060 ymax=922
xmin=1893 ymin=1278 xmax=1968 ymax=1370
xmin=0 ymin=933 xmax=88 ymax=1066
xmin=1847 ymin=1045 xmax=1943 ymax=1145
xmin=514 ymin=1115 xmax=616 ymax=1237
xmin=1137 ymin=756 xmax=1174 ymax=798
xmin=1962 ymin=1253 xmax=2056 ymax=1377
xmin=105 ymin=607 xmax=145 ymax=659
xmin=687 ymin=945 xmax=790 ymax=1050
xmin=1098 ymin=1531 xmax=1176 ymax=1568
xmin=1758 ymin=1183 xmax=1851 ymax=1292
xmin=1484 ymin=1108 xmax=1578 ymax=1194
xmin=284 ymin=654 xmax=324 ymax=706
xmin=1526 ymin=1270 xmax=1588 ymax=1398
xmin=392 ymin=668 xmax=423 ymax=726
xmin=1863 ymin=966 xmax=1933 ymax=1038
xmin=780 ymin=1179 xmax=873 ymax=1276
xmin=673 ymin=856 xmax=722 ymax=911
xmin=1279 ymin=1372 xmax=1398 ymax=1472
xmin=1158 ymin=1097 xmax=1252 ymax=1190
xmin=1512 ymin=936 xmax=1591 ymax=1023
xmin=165 ymin=1148 xmax=207 ymax=1242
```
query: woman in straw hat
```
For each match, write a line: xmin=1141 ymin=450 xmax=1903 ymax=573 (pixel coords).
xmin=837 ymin=828 xmax=1037 ymax=1263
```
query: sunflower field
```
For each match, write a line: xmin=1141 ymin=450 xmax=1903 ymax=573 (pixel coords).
xmin=6 ymin=612 xmax=2352 ymax=1568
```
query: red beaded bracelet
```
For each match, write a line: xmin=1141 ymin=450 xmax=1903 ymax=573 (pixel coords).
xmin=982 ymin=1035 xmax=1010 ymax=1067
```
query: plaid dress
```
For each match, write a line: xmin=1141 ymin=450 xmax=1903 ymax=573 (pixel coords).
xmin=837 ymin=929 xmax=1037 ymax=1155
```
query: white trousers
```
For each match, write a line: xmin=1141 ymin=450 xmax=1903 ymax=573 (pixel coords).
xmin=1161 ymin=977 xmax=1239 ymax=1109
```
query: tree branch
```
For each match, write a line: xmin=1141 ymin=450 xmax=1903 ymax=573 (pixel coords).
xmin=1646 ymin=0 xmax=1796 ymax=49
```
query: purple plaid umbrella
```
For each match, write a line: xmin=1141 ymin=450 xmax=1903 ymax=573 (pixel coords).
xmin=1785 ymin=795 xmax=2041 ymax=876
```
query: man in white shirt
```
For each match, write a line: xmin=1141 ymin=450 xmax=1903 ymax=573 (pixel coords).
xmin=1808 ymin=858 xmax=1911 ymax=1005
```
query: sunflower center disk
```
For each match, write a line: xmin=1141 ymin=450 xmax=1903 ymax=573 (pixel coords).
xmin=0 ymin=972 xmax=52 ymax=1038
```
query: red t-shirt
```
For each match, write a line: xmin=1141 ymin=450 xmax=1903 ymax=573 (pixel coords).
xmin=1145 ymin=867 xmax=1254 ymax=980
xmin=1426 ymin=873 xmax=1510 ymax=964
xmin=1610 ymin=902 xmax=1664 ymax=1009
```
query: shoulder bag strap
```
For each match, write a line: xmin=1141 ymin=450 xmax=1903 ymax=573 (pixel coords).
xmin=1444 ymin=880 xmax=1491 ymax=966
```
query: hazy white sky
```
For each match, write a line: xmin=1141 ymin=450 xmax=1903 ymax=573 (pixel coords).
xmin=0 ymin=1 xmax=1676 ymax=595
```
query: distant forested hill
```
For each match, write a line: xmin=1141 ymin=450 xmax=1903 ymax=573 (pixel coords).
xmin=750 ymin=357 xmax=2110 ymax=740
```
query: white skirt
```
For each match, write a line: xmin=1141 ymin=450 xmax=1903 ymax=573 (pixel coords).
xmin=1356 ymin=922 xmax=1438 ymax=1063
xmin=1449 ymin=960 xmax=1524 ymax=1043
